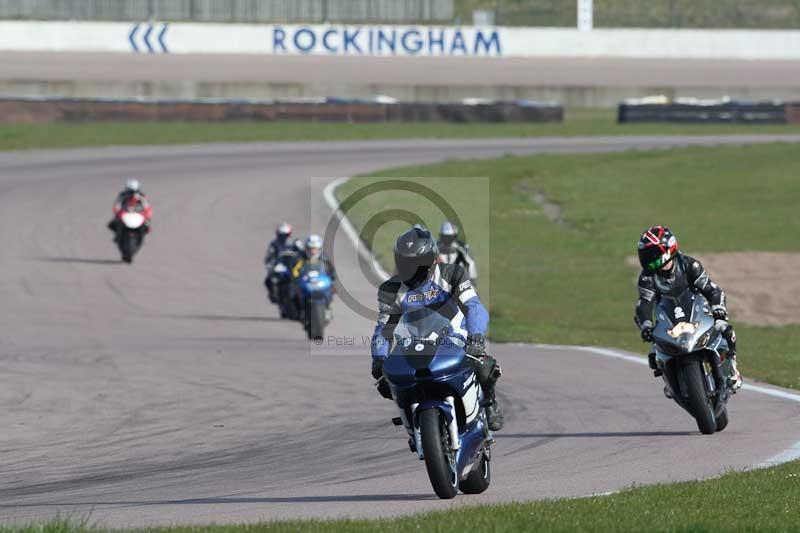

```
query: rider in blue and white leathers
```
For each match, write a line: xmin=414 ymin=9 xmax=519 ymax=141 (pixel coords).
xmin=370 ymin=225 xmax=503 ymax=431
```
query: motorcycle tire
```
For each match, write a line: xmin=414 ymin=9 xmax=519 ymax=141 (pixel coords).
xmin=681 ymin=360 xmax=716 ymax=435
xmin=307 ymin=301 xmax=325 ymax=340
xmin=715 ymin=405 xmax=729 ymax=432
xmin=419 ymin=409 xmax=458 ymax=499
xmin=459 ymin=448 xmax=491 ymax=494
xmin=120 ymin=233 xmax=135 ymax=264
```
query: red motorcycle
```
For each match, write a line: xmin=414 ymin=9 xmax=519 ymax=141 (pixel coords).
xmin=113 ymin=201 xmax=151 ymax=264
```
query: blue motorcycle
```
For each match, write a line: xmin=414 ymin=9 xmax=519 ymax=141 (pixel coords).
xmin=382 ymin=306 xmax=493 ymax=499
xmin=294 ymin=261 xmax=333 ymax=340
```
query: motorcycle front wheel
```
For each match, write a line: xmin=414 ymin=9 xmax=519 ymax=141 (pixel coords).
xmin=120 ymin=232 xmax=136 ymax=263
xmin=307 ymin=300 xmax=326 ymax=340
xmin=681 ymin=360 xmax=716 ymax=435
xmin=419 ymin=409 xmax=458 ymax=499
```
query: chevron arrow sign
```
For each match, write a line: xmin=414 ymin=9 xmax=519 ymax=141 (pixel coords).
xmin=129 ymin=22 xmax=169 ymax=53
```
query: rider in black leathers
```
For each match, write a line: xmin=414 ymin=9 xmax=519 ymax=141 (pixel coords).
xmin=264 ymin=222 xmax=294 ymax=303
xmin=635 ymin=225 xmax=741 ymax=389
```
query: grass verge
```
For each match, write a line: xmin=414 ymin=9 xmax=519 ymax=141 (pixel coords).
xmin=4 ymin=109 xmax=800 ymax=151
xmin=4 ymin=460 xmax=800 ymax=532
xmin=338 ymin=143 xmax=800 ymax=390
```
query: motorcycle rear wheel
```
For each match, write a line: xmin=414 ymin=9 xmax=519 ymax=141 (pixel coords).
xmin=681 ymin=360 xmax=716 ymax=435
xmin=419 ymin=409 xmax=458 ymax=499
xmin=715 ymin=406 xmax=729 ymax=432
xmin=459 ymin=448 xmax=491 ymax=494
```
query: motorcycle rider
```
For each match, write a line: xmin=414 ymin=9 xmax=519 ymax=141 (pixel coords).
xmin=264 ymin=222 xmax=295 ymax=303
xmin=107 ymin=179 xmax=152 ymax=242
xmin=290 ymin=234 xmax=337 ymax=319
xmin=291 ymin=234 xmax=337 ymax=282
xmin=635 ymin=225 xmax=742 ymax=389
xmin=370 ymin=225 xmax=504 ymax=431
xmin=437 ymin=221 xmax=478 ymax=284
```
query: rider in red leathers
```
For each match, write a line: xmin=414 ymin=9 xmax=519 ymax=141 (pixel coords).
xmin=108 ymin=179 xmax=152 ymax=242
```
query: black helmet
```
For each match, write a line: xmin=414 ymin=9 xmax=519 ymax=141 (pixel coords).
xmin=638 ymin=225 xmax=679 ymax=271
xmin=394 ymin=225 xmax=438 ymax=287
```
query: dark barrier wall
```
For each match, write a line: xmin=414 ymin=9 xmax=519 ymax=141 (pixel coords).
xmin=618 ymin=101 xmax=792 ymax=124
xmin=0 ymin=98 xmax=563 ymax=124
xmin=786 ymin=103 xmax=800 ymax=124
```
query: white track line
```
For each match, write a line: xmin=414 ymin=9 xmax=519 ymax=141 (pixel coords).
xmin=322 ymin=176 xmax=800 ymax=468
xmin=323 ymin=177 xmax=391 ymax=281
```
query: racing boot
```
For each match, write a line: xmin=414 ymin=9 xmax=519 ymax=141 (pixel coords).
xmin=648 ymin=348 xmax=662 ymax=377
xmin=476 ymin=354 xmax=504 ymax=431
xmin=727 ymin=352 xmax=743 ymax=391
xmin=721 ymin=325 xmax=742 ymax=391
xmin=485 ymin=398 xmax=504 ymax=432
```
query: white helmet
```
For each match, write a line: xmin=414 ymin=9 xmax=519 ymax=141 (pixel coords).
xmin=439 ymin=221 xmax=458 ymax=247
xmin=305 ymin=234 xmax=323 ymax=259
xmin=125 ymin=178 xmax=141 ymax=193
xmin=440 ymin=221 xmax=458 ymax=236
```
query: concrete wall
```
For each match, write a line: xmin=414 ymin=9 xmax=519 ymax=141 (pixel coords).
xmin=2 ymin=20 xmax=800 ymax=60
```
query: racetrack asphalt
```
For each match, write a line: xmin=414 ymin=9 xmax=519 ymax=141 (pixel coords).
xmin=1 ymin=135 xmax=800 ymax=527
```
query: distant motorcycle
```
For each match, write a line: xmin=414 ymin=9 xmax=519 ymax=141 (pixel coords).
xmin=268 ymin=249 xmax=299 ymax=319
xmin=294 ymin=262 xmax=333 ymax=339
xmin=382 ymin=306 xmax=493 ymax=499
xmin=653 ymin=287 xmax=735 ymax=434
xmin=115 ymin=208 xmax=147 ymax=264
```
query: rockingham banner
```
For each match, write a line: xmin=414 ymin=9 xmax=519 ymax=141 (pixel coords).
xmin=2 ymin=21 xmax=800 ymax=60
xmin=271 ymin=25 xmax=501 ymax=56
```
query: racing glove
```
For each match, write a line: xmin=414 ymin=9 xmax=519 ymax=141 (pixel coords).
xmin=371 ymin=358 xmax=392 ymax=399
xmin=712 ymin=306 xmax=728 ymax=321
xmin=371 ymin=357 xmax=385 ymax=380
xmin=466 ymin=333 xmax=486 ymax=357
xmin=640 ymin=326 xmax=654 ymax=343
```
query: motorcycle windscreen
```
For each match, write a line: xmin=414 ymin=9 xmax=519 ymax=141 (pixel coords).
xmin=299 ymin=262 xmax=332 ymax=294
xmin=653 ymin=288 xmax=715 ymax=353
xmin=385 ymin=306 xmax=465 ymax=381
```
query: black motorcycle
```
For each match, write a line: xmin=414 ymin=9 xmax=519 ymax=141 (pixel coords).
xmin=653 ymin=287 xmax=735 ymax=434
xmin=267 ymin=249 xmax=299 ymax=319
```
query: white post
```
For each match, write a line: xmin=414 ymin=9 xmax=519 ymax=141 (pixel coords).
xmin=577 ymin=0 xmax=593 ymax=31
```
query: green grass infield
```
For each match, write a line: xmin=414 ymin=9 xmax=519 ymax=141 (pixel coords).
xmin=337 ymin=142 xmax=800 ymax=390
